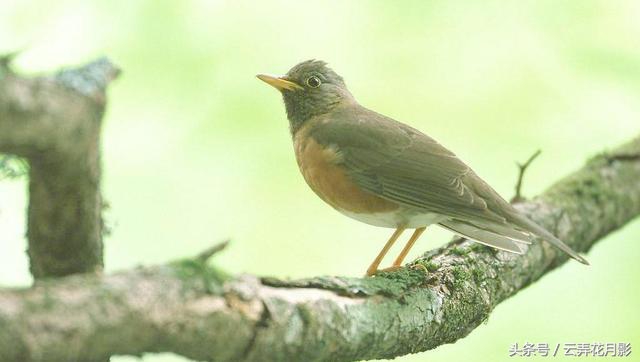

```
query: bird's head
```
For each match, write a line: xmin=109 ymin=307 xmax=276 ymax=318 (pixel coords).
xmin=257 ymin=60 xmax=354 ymax=133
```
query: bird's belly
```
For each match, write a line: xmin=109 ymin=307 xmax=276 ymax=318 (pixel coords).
xmin=337 ymin=208 xmax=446 ymax=228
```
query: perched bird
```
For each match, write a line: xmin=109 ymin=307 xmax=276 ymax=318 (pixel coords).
xmin=257 ymin=60 xmax=588 ymax=276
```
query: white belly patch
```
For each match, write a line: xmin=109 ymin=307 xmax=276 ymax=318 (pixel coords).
xmin=338 ymin=209 xmax=446 ymax=228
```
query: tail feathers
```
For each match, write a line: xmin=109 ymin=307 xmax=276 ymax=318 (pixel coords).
xmin=439 ymin=220 xmax=526 ymax=254
xmin=479 ymin=222 xmax=534 ymax=245
xmin=510 ymin=213 xmax=590 ymax=265
xmin=440 ymin=217 xmax=589 ymax=266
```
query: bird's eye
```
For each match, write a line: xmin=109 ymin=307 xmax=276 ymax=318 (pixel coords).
xmin=306 ymin=76 xmax=321 ymax=88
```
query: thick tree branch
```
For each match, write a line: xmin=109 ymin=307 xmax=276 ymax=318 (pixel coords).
xmin=0 ymin=57 xmax=119 ymax=278
xmin=0 ymin=133 xmax=638 ymax=361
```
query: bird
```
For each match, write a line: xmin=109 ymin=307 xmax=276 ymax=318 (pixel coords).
xmin=257 ymin=60 xmax=588 ymax=276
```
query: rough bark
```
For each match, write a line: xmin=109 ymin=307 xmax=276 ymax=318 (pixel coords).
xmin=0 ymin=134 xmax=638 ymax=362
xmin=0 ymin=56 xmax=119 ymax=278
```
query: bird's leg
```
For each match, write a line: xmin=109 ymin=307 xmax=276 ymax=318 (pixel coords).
xmin=366 ymin=227 xmax=406 ymax=276
xmin=392 ymin=226 xmax=426 ymax=267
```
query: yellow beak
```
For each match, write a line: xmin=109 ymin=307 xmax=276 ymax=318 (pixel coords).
xmin=256 ymin=74 xmax=303 ymax=91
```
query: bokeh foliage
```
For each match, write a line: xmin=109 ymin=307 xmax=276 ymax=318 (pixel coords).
xmin=0 ymin=155 xmax=27 ymax=180
xmin=1 ymin=1 xmax=639 ymax=361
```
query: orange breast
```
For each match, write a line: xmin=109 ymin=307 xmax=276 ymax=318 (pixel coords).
xmin=293 ymin=122 xmax=399 ymax=214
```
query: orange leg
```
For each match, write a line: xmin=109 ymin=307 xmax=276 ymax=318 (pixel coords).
xmin=366 ymin=227 xmax=406 ymax=276
xmin=392 ymin=227 xmax=427 ymax=267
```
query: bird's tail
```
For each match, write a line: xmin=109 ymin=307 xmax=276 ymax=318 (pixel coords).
xmin=510 ymin=213 xmax=590 ymax=265
xmin=440 ymin=214 xmax=589 ymax=265
xmin=439 ymin=219 xmax=529 ymax=254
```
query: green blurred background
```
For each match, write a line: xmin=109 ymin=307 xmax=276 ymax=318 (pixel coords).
xmin=1 ymin=1 xmax=639 ymax=361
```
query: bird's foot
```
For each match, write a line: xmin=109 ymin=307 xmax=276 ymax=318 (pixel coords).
xmin=379 ymin=265 xmax=403 ymax=273
xmin=366 ymin=265 xmax=404 ymax=276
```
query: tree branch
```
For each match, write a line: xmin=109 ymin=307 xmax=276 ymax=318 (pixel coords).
xmin=0 ymin=131 xmax=638 ymax=361
xmin=0 ymin=56 xmax=119 ymax=278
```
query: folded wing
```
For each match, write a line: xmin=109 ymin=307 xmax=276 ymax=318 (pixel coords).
xmin=310 ymin=105 xmax=587 ymax=264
